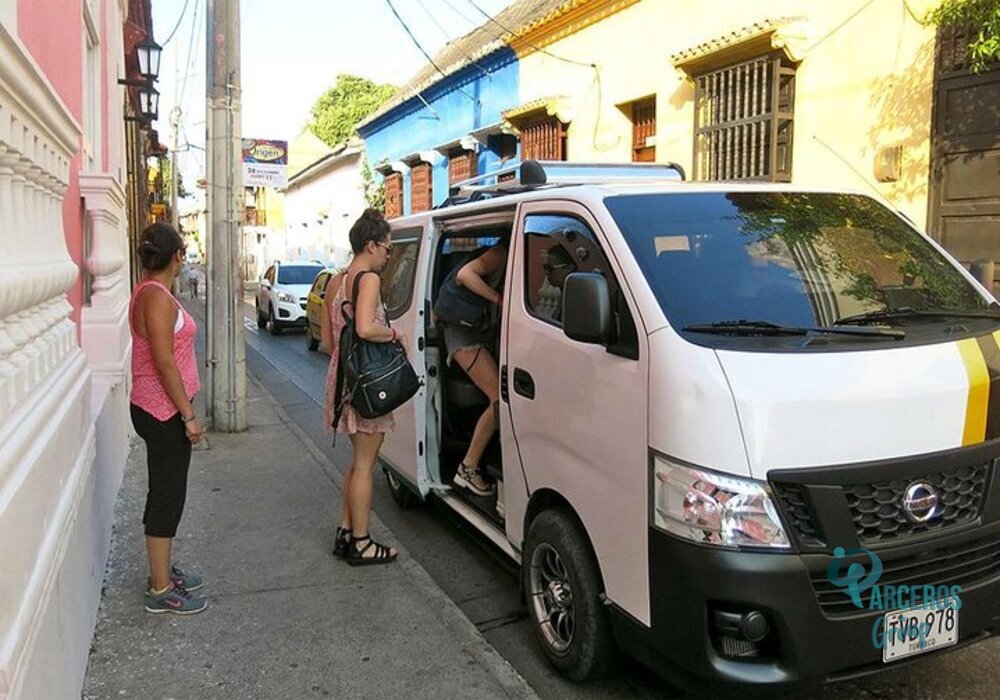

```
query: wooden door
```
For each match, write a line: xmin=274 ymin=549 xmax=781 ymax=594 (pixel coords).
xmin=929 ymin=29 xmax=1000 ymax=290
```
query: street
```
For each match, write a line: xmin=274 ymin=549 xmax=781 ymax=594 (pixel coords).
xmin=238 ymin=299 xmax=1000 ymax=700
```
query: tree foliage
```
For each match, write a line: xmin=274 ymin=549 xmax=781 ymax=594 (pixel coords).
xmin=308 ymin=74 xmax=396 ymax=148
xmin=925 ymin=0 xmax=1000 ymax=73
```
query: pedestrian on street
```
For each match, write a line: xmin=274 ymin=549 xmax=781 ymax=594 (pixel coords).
xmin=128 ymin=222 xmax=208 ymax=614
xmin=321 ymin=209 xmax=401 ymax=566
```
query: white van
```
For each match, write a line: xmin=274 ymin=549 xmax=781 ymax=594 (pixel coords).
xmin=378 ymin=161 xmax=1000 ymax=693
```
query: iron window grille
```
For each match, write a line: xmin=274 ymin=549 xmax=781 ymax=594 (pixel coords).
xmin=694 ymin=53 xmax=796 ymax=182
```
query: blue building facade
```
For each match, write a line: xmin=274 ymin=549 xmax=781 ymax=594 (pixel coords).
xmin=358 ymin=47 xmax=522 ymax=216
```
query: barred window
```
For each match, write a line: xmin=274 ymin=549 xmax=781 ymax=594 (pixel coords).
xmin=521 ymin=117 xmax=567 ymax=161
xmin=448 ymin=149 xmax=476 ymax=185
xmin=410 ymin=162 xmax=432 ymax=214
xmin=694 ymin=54 xmax=795 ymax=181
xmin=384 ymin=172 xmax=403 ymax=218
xmin=630 ymin=97 xmax=656 ymax=162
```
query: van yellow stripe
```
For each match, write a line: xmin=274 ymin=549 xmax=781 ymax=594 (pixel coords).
xmin=958 ymin=338 xmax=990 ymax=445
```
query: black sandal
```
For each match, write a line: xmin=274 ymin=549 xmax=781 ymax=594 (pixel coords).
xmin=346 ymin=535 xmax=398 ymax=567
xmin=333 ymin=527 xmax=352 ymax=559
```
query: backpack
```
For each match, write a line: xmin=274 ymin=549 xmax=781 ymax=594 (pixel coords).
xmin=331 ymin=271 xmax=420 ymax=435
xmin=433 ymin=247 xmax=491 ymax=329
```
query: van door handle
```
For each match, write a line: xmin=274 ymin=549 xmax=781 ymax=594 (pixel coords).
xmin=512 ymin=368 xmax=535 ymax=400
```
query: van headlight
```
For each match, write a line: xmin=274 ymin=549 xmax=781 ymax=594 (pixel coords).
xmin=652 ymin=454 xmax=790 ymax=550
xmin=277 ymin=291 xmax=296 ymax=303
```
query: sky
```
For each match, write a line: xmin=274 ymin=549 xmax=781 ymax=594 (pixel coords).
xmin=151 ymin=0 xmax=514 ymax=186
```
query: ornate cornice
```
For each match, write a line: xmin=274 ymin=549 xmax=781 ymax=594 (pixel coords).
xmin=509 ymin=0 xmax=642 ymax=57
xmin=671 ymin=17 xmax=810 ymax=76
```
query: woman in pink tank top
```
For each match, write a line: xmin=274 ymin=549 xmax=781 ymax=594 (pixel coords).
xmin=128 ymin=223 xmax=207 ymax=615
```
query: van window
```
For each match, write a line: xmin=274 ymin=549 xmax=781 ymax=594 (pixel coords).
xmin=605 ymin=192 xmax=992 ymax=348
xmin=523 ymin=214 xmax=639 ymax=358
xmin=382 ymin=234 xmax=422 ymax=320
xmin=277 ymin=265 xmax=323 ymax=285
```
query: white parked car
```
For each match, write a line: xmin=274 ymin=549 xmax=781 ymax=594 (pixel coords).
xmin=255 ymin=260 xmax=324 ymax=335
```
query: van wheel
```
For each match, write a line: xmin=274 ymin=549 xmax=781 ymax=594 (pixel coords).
xmin=307 ymin=326 xmax=319 ymax=351
xmin=267 ymin=306 xmax=282 ymax=335
xmin=523 ymin=509 xmax=618 ymax=681
xmin=256 ymin=302 xmax=266 ymax=329
xmin=385 ymin=468 xmax=419 ymax=509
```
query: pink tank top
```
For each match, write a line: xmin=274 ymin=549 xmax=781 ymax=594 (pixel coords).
xmin=129 ymin=279 xmax=201 ymax=420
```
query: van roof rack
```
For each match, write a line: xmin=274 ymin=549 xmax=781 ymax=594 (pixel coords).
xmin=438 ymin=159 xmax=685 ymax=209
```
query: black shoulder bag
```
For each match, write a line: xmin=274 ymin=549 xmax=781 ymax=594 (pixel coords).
xmin=331 ymin=271 xmax=420 ymax=435
xmin=433 ymin=248 xmax=491 ymax=329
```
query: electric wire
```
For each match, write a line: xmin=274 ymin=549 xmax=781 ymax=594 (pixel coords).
xmin=383 ymin=0 xmax=477 ymax=104
xmin=159 ymin=0 xmax=192 ymax=46
xmin=416 ymin=0 xmax=491 ymax=76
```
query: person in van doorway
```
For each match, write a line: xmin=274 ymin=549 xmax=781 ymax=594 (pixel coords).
xmin=129 ymin=223 xmax=207 ymax=615
xmin=443 ymin=240 xmax=508 ymax=497
xmin=321 ymin=209 xmax=401 ymax=566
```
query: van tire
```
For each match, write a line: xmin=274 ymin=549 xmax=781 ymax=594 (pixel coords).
xmin=256 ymin=302 xmax=266 ymax=329
xmin=523 ymin=509 xmax=618 ymax=680
xmin=307 ymin=326 xmax=319 ymax=351
xmin=385 ymin=468 xmax=419 ymax=509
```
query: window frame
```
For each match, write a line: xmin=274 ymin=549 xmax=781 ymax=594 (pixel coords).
xmin=630 ymin=96 xmax=656 ymax=162
xmin=521 ymin=212 xmax=638 ymax=360
xmin=410 ymin=162 xmax=433 ymax=214
xmin=384 ymin=172 xmax=404 ymax=218
xmin=692 ymin=52 xmax=795 ymax=182
xmin=382 ymin=227 xmax=423 ymax=320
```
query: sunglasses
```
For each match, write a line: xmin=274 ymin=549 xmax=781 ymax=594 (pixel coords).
xmin=543 ymin=263 xmax=570 ymax=274
xmin=376 ymin=241 xmax=394 ymax=253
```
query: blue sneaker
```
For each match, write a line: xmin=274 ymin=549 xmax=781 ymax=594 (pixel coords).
xmin=147 ymin=565 xmax=204 ymax=592
xmin=169 ymin=564 xmax=204 ymax=592
xmin=144 ymin=584 xmax=208 ymax=615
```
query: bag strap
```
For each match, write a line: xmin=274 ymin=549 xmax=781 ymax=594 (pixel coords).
xmin=342 ymin=269 xmax=392 ymax=329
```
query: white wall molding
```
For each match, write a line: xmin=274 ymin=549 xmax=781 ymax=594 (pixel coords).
xmin=80 ymin=173 xmax=130 ymax=386
xmin=0 ymin=24 xmax=84 ymax=422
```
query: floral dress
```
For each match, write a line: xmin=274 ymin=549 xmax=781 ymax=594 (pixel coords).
xmin=323 ymin=274 xmax=396 ymax=435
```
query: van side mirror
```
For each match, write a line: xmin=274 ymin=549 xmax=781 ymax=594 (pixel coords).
xmin=562 ymin=272 xmax=611 ymax=344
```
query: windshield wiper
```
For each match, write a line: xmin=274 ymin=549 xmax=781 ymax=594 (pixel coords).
xmin=835 ymin=307 xmax=1000 ymax=326
xmin=683 ymin=320 xmax=904 ymax=339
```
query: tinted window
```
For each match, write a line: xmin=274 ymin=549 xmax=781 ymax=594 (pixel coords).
xmin=277 ymin=265 xmax=323 ymax=285
xmin=606 ymin=192 xmax=989 ymax=346
xmin=523 ymin=214 xmax=638 ymax=358
xmin=382 ymin=231 xmax=422 ymax=320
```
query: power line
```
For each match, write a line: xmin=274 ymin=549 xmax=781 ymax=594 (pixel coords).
xmin=439 ymin=0 xmax=483 ymax=30
xmin=178 ymin=0 xmax=202 ymax=110
xmin=159 ymin=0 xmax=192 ymax=46
xmin=383 ymin=0 xmax=477 ymax=104
xmin=464 ymin=0 xmax=595 ymax=69
xmin=416 ymin=0 xmax=451 ymax=40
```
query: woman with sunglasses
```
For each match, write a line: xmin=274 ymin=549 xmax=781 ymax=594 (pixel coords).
xmin=322 ymin=209 xmax=403 ymax=566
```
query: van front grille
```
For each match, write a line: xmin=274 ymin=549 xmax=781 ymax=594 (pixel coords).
xmin=810 ymin=533 xmax=1000 ymax=616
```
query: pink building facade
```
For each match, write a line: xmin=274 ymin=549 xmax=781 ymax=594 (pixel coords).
xmin=0 ymin=1 xmax=143 ymax=697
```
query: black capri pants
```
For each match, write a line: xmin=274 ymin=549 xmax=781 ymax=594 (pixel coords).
xmin=130 ymin=404 xmax=192 ymax=538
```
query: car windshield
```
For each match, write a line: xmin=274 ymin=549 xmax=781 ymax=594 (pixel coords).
xmin=277 ymin=265 xmax=322 ymax=285
xmin=605 ymin=192 xmax=992 ymax=346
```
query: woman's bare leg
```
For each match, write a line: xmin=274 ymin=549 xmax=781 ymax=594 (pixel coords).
xmin=347 ymin=431 xmax=397 ymax=558
xmin=452 ymin=348 xmax=500 ymax=490
xmin=147 ymin=536 xmax=172 ymax=590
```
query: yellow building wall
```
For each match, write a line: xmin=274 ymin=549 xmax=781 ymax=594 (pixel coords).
xmin=516 ymin=0 xmax=939 ymax=228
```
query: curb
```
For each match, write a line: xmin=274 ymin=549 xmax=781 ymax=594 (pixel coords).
xmin=245 ymin=370 xmax=540 ymax=700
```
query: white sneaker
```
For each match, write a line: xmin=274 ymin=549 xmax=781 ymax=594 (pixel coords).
xmin=453 ymin=462 xmax=496 ymax=497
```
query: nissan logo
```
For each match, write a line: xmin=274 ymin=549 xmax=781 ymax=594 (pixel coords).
xmin=902 ymin=482 xmax=941 ymax=524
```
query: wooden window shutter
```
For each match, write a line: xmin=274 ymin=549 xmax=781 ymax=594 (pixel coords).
xmin=384 ymin=173 xmax=403 ymax=218
xmin=448 ymin=150 xmax=476 ymax=185
xmin=410 ymin=162 xmax=433 ymax=213
xmin=631 ymin=97 xmax=656 ymax=162
xmin=521 ymin=117 xmax=567 ymax=161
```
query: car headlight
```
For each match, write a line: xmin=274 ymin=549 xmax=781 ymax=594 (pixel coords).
xmin=652 ymin=454 xmax=790 ymax=550
xmin=277 ymin=291 xmax=295 ymax=303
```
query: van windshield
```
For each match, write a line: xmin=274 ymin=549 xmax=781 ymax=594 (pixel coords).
xmin=605 ymin=192 xmax=994 ymax=347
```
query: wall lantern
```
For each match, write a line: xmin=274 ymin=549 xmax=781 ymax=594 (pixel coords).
xmin=138 ymin=84 xmax=160 ymax=121
xmin=136 ymin=36 xmax=162 ymax=82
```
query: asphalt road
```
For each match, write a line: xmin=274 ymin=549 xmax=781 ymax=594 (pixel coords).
xmin=237 ymin=301 xmax=1000 ymax=700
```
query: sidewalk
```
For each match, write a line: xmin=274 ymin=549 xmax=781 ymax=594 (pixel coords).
xmin=83 ymin=300 xmax=537 ymax=699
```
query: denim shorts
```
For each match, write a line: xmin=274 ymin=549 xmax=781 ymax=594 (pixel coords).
xmin=443 ymin=322 xmax=492 ymax=367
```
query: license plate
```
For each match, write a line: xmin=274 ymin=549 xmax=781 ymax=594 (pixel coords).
xmin=882 ymin=601 xmax=959 ymax=663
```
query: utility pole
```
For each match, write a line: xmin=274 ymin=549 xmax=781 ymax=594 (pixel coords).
xmin=205 ymin=0 xmax=246 ymax=432
xmin=169 ymin=106 xmax=179 ymax=229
